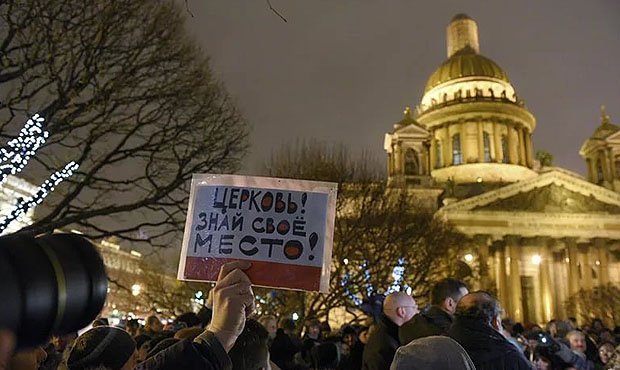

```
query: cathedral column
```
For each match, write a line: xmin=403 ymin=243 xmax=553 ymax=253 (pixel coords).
xmin=493 ymin=240 xmax=510 ymax=313
xmin=525 ymin=132 xmax=533 ymax=168
xmin=443 ymin=126 xmax=452 ymax=166
xmin=507 ymin=123 xmax=518 ymax=165
xmin=564 ymin=238 xmax=581 ymax=317
xmin=430 ymin=135 xmax=437 ymax=170
xmin=607 ymin=148 xmax=616 ymax=180
xmin=578 ymin=243 xmax=593 ymax=291
xmin=477 ymin=121 xmax=484 ymax=162
xmin=493 ymin=123 xmax=502 ymax=163
xmin=475 ymin=235 xmax=491 ymax=290
xmin=539 ymin=239 xmax=554 ymax=323
xmin=518 ymin=126 xmax=527 ymax=166
xmin=600 ymin=151 xmax=610 ymax=182
xmin=565 ymin=238 xmax=580 ymax=296
xmin=586 ymin=158 xmax=594 ymax=182
xmin=460 ymin=121 xmax=469 ymax=163
xmin=594 ymin=238 xmax=610 ymax=285
xmin=418 ymin=145 xmax=426 ymax=175
xmin=506 ymin=236 xmax=523 ymax=322
xmin=394 ymin=142 xmax=402 ymax=174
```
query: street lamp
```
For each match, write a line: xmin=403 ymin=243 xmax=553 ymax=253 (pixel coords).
xmin=131 ymin=283 xmax=141 ymax=296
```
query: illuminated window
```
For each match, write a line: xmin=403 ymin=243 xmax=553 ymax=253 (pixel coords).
xmin=435 ymin=140 xmax=443 ymax=168
xmin=501 ymin=135 xmax=509 ymax=163
xmin=483 ymin=132 xmax=491 ymax=162
xmin=404 ymin=149 xmax=418 ymax=175
xmin=452 ymin=134 xmax=462 ymax=165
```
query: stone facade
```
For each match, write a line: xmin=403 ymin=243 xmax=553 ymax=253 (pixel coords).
xmin=0 ymin=175 xmax=38 ymax=235
xmin=384 ymin=14 xmax=620 ymax=324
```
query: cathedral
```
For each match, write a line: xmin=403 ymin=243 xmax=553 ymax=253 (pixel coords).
xmin=384 ymin=14 xmax=620 ymax=324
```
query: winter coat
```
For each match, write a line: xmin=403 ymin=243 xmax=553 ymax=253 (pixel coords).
xmin=362 ymin=314 xmax=401 ymax=370
xmin=270 ymin=329 xmax=301 ymax=370
xmin=136 ymin=332 xmax=230 ymax=370
xmin=390 ymin=335 xmax=476 ymax=370
xmin=344 ymin=340 xmax=365 ymax=370
xmin=449 ymin=316 xmax=535 ymax=370
xmin=398 ymin=306 xmax=453 ymax=345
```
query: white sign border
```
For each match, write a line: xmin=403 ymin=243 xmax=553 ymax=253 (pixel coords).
xmin=177 ymin=174 xmax=338 ymax=293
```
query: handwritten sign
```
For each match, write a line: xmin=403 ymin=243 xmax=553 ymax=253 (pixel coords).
xmin=177 ymin=174 xmax=337 ymax=292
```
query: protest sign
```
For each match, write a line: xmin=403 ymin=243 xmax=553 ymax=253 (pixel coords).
xmin=177 ymin=174 xmax=337 ymax=293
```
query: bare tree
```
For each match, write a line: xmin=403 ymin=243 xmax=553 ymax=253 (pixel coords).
xmin=136 ymin=260 xmax=209 ymax=316
xmin=0 ymin=0 xmax=248 ymax=247
xmin=263 ymin=141 xmax=466 ymax=322
xmin=564 ymin=284 xmax=620 ymax=327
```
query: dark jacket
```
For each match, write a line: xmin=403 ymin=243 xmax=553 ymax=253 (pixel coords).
xmin=301 ymin=334 xmax=322 ymax=364
xmin=344 ymin=340 xmax=364 ymax=370
xmin=448 ymin=317 xmax=535 ymax=370
xmin=399 ymin=306 xmax=453 ymax=345
xmin=270 ymin=329 xmax=301 ymax=370
xmin=39 ymin=343 xmax=63 ymax=370
xmin=136 ymin=333 xmax=231 ymax=370
xmin=362 ymin=314 xmax=400 ymax=370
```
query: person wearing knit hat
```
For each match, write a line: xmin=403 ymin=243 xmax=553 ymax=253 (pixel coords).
xmin=67 ymin=326 xmax=137 ymax=370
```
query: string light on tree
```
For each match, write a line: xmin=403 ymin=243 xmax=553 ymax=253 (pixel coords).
xmin=0 ymin=114 xmax=49 ymax=186
xmin=342 ymin=258 xmax=411 ymax=307
xmin=387 ymin=257 xmax=406 ymax=294
xmin=0 ymin=161 xmax=79 ymax=233
xmin=341 ymin=270 xmax=363 ymax=306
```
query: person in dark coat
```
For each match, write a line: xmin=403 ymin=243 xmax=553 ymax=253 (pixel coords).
xmin=301 ymin=318 xmax=323 ymax=364
xmin=270 ymin=318 xmax=301 ymax=370
xmin=391 ymin=336 xmax=476 ymax=370
xmin=399 ymin=278 xmax=468 ymax=345
xmin=448 ymin=291 xmax=536 ymax=370
xmin=362 ymin=292 xmax=418 ymax=370
xmin=40 ymin=332 xmax=77 ymax=370
xmin=345 ymin=326 xmax=368 ymax=370
xmin=65 ymin=261 xmax=256 ymax=370
xmin=228 ymin=319 xmax=271 ymax=370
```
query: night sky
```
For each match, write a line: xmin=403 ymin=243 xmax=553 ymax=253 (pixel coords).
xmin=184 ymin=1 xmax=620 ymax=176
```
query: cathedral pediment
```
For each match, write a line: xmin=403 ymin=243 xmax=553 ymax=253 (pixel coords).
xmin=472 ymin=183 xmax=620 ymax=213
xmin=391 ymin=122 xmax=429 ymax=138
xmin=441 ymin=169 xmax=620 ymax=214
xmin=607 ymin=129 xmax=620 ymax=144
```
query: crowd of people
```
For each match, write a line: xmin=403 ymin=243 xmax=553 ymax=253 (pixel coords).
xmin=2 ymin=263 xmax=619 ymax=370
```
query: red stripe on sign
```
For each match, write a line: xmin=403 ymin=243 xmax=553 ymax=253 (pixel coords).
xmin=182 ymin=256 xmax=323 ymax=291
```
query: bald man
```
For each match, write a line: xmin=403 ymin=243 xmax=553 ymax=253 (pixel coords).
xmin=448 ymin=291 xmax=535 ymax=370
xmin=362 ymin=292 xmax=419 ymax=370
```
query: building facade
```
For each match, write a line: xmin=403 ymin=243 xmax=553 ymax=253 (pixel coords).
xmin=0 ymin=175 xmax=38 ymax=235
xmin=384 ymin=14 xmax=620 ymax=324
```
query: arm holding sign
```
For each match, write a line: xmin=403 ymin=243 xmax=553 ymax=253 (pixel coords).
xmin=136 ymin=262 xmax=255 ymax=370
xmin=199 ymin=261 xmax=255 ymax=352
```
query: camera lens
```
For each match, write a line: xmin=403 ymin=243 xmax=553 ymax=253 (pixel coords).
xmin=0 ymin=233 xmax=108 ymax=348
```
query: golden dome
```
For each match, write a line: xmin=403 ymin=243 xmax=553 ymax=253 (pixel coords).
xmin=424 ymin=48 xmax=510 ymax=93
